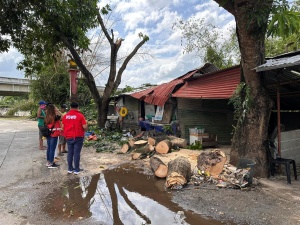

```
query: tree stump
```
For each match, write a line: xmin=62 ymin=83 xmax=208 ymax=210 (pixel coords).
xmin=165 ymin=156 xmax=191 ymax=189
xmin=197 ymin=150 xmax=226 ymax=178
xmin=150 ymin=157 xmax=168 ymax=178
xmin=156 ymin=140 xmax=172 ymax=154
xmin=134 ymin=140 xmax=148 ymax=148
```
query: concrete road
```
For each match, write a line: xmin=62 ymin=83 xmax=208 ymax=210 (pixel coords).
xmin=0 ymin=118 xmax=71 ymax=224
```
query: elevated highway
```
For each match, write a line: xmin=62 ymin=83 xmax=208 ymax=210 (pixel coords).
xmin=0 ymin=76 xmax=106 ymax=97
xmin=0 ymin=77 xmax=30 ymax=96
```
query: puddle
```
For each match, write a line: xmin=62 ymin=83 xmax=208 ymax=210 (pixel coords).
xmin=43 ymin=164 xmax=225 ymax=225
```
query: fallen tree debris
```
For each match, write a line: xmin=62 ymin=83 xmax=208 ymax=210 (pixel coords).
xmin=166 ymin=156 xmax=191 ymax=189
xmin=150 ymin=157 xmax=168 ymax=178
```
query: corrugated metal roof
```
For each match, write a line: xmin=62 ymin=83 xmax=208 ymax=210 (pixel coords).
xmin=172 ymin=66 xmax=240 ymax=99
xmin=130 ymin=63 xmax=221 ymax=106
xmin=255 ymin=54 xmax=300 ymax=72
xmin=131 ymin=70 xmax=197 ymax=106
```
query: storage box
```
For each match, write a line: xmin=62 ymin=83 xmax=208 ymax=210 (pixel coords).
xmin=189 ymin=132 xmax=209 ymax=145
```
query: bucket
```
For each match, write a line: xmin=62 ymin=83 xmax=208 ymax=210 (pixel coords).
xmin=237 ymin=158 xmax=256 ymax=184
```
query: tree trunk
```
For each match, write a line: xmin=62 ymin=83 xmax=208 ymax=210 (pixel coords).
xmin=165 ymin=156 xmax=191 ymax=189
xmin=150 ymin=157 xmax=168 ymax=178
xmin=214 ymin=0 xmax=274 ymax=178
xmin=230 ymin=0 xmax=273 ymax=178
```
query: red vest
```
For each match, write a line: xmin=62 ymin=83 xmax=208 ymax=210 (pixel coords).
xmin=47 ymin=120 xmax=61 ymax=137
xmin=62 ymin=109 xmax=87 ymax=139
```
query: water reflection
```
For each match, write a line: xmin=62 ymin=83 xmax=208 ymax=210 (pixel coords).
xmin=44 ymin=164 xmax=223 ymax=225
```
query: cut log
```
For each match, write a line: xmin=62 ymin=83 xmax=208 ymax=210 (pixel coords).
xmin=148 ymin=137 xmax=156 ymax=146
xmin=132 ymin=153 xmax=141 ymax=160
xmin=120 ymin=143 xmax=131 ymax=154
xmin=169 ymin=137 xmax=187 ymax=148
xmin=197 ymin=149 xmax=226 ymax=178
xmin=150 ymin=157 xmax=168 ymax=178
xmin=156 ymin=140 xmax=172 ymax=154
xmin=165 ymin=156 xmax=191 ymax=189
xmin=128 ymin=138 xmax=136 ymax=147
xmin=134 ymin=140 xmax=148 ymax=148
xmin=134 ymin=144 xmax=155 ymax=154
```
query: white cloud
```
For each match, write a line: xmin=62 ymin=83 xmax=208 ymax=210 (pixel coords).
xmin=0 ymin=0 xmax=236 ymax=88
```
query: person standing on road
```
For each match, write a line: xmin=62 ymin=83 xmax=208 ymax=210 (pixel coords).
xmin=37 ymin=100 xmax=47 ymax=150
xmin=45 ymin=103 xmax=62 ymax=168
xmin=57 ymin=104 xmax=68 ymax=156
xmin=62 ymin=102 xmax=88 ymax=175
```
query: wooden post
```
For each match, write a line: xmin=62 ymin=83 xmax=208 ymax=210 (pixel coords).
xmin=277 ymin=81 xmax=281 ymax=156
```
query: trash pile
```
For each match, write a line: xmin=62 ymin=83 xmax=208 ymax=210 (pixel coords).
xmin=191 ymin=149 xmax=256 ymax=189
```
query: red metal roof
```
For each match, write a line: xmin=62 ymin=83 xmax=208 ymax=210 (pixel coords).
xmin=130 ymin=70 xmax=197 ymax=106
xmin=172 ymin=66 xmax=240 ymax=99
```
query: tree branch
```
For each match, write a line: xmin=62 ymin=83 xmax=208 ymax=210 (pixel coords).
xmin=97 ymin=10 xmax=113 ymax=44
xmin=213 ymin=0 xmax=235 ymax=15
xmin=113 ymin=38 xmax=148 ymax=89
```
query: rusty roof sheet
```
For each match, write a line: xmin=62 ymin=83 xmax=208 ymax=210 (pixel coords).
xmin=172 ymin=66 xmax=240 ymax=99
xmin=130 ymin=70 xmax=197 ymax=106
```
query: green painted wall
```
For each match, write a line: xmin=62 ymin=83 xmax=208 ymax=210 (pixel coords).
xmin=177 ymin=98 xmax=235 ymax=144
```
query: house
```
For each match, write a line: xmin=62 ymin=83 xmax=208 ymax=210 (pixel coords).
xmin=172 ymin=65 xmax=241 ymax=144
xmin=129 ymin=63 xmax=241 ymax=142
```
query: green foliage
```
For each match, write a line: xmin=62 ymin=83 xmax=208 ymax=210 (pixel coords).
xmin=187 ymin=141 xmax=203 ymax=150
xmin=29 ymin=65 xmax=70 ymax=105
xmin=1 ymin=0 xmax=98 ymax=75
xmin=228 ymin=82 xmax=253 ymax=124
xmin=265 ymin=34 xmax=299 ymax=57
xmin=267 ymin=0 xmax=300 ymax=39
xmin=114 ymin=85 xmax=134 ymax=96
xmin=6 ymin=100 xmax=36 ymax=118
xmin=173 ymin=17 xmax=240 ymax=68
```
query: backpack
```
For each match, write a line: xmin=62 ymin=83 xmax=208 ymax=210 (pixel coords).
xmin=40 ymin=123 xmax=54 ymax=137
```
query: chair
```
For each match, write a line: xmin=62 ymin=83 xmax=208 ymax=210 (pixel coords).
xmin=264 ymin=140 xmax=297 ymax=184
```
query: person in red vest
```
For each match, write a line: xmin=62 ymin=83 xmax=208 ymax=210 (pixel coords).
xmin=62 ymin=102 xmax=88 ymax=175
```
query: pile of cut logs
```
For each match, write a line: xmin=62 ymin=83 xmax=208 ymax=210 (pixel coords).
xmin=119 ymin=136 xmax=254 ymax=189
xmin=119 ymin=136 xmax=191 ymax=189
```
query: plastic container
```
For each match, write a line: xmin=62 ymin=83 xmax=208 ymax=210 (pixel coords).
xmin=237 ymin=158 xmax=256 ymax=184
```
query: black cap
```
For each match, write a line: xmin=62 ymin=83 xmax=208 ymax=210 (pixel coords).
xmin=70 ymin=102 xmax=79 ymax=108
xmin=60 ymin=104 xmax=67 ymax=109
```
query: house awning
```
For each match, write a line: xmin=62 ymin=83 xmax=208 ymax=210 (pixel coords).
xmin=255 ymin=51 xmax=300 ymax=110
xmin=255 ymin=54 xmax=300 ymax=72
xmin=172 ymin=66 xmax=240 ymax=99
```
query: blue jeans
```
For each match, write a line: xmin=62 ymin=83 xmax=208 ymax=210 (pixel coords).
xmin=46 ymin=136 xmax=58 ymax=164
xmin=66 ymin=137 xmax=84 ymax=172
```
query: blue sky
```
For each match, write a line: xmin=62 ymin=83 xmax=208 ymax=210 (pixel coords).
xmin=0 ymin=0 xmax=235 ymax=88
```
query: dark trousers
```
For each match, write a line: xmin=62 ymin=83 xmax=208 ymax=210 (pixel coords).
xmin=66 ymin=137 xmax=84 ymax=172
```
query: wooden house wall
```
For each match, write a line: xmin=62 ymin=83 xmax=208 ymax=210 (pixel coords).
xmin=120 ymin=96 xmax=141 ymax=131
xmin=177 ymin=98 xmax=235 ymax=144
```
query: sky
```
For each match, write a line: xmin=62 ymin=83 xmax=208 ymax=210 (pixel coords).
xmin=0 ymin=0 xmax=235 ymax=88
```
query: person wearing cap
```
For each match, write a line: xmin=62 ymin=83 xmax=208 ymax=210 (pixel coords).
xmin=62 ymin=102 xmax=88 ymax=175
xmin=37 ymin=100 xmax=47 ymax=150
xmin=57 ymin=104 xmax=68 ymax=156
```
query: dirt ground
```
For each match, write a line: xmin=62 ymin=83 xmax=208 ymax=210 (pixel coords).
xmin=1 ymin=118 xmax=300 ymax=225
xmin=83 ymin=145 xmax=300 ymax=225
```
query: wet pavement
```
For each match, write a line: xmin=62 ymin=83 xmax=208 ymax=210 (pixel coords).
xmin=0 ymin=118 xmax=225 ymax=225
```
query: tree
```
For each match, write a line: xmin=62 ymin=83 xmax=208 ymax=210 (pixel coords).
xmin=173 ymin=17 xmax=240 ymax=69
xmin=1 ymin=1 xmax=149 ymax=127
xmin=212 ymin=0 xmax=300 ymax=176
